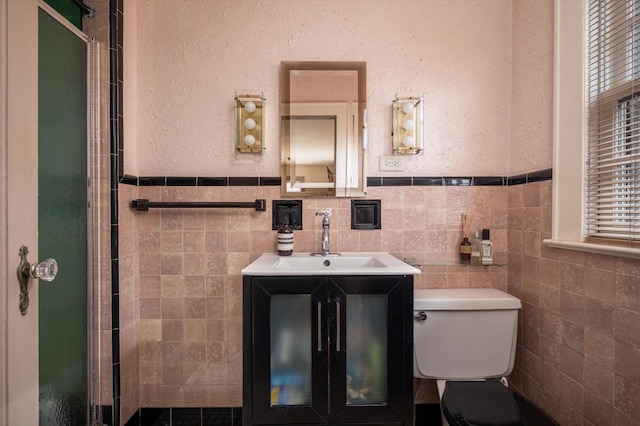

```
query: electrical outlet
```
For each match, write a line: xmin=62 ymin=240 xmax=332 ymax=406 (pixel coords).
xmin=379 ymin=155 xmax=405 ymax=171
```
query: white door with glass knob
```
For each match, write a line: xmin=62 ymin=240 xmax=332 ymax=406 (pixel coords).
xmin=1 ymin=1 xmax=93 ymax=425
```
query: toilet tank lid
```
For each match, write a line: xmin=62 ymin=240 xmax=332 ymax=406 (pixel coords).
xmin=414 ymin=288 xmax=522 ymax=310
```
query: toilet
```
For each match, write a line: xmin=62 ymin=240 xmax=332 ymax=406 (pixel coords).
xmin=413 ymin=288 xmax=523 ymax=426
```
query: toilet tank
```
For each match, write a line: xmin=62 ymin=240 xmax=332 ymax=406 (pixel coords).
xmin=414 ymin=288 xmax=521 ymax=380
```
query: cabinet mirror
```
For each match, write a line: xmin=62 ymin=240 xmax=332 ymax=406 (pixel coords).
xmin=280 ymin=61 xmax=367 ymax=197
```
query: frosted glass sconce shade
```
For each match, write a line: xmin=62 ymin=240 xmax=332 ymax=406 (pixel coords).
xmin=392 ymin=93 xmax=423 ymax=155
xmin=235 ymin=91 xmax=265 ymax=153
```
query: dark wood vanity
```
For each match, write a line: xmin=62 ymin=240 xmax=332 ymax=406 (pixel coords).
xmin=242 ymin=274 xmax=414 ymax=426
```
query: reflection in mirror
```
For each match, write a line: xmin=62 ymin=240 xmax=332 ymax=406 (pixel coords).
xmin=283 ymin=115 xmax=336 ymax=192
xmin=281 ymin=62 xmax=366 ymax=197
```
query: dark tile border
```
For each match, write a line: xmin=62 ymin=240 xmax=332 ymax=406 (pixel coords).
xmin=474 ymin=176 xmax=508 ymax=186
xmin=124 ymin=407 xmax=242 ymax=426
xmin=119 ymin=397 xmax=554 ymax=426
xmin=260 ymin=176 xmax=282 ymax=186
xmin=415 ymin=403 xmax=442 ymax=424
xmin=120 ymin=174 xmax=137 ymax=185
xmin=367 ymin=176 xmax=383 ymax=187
xmin=443 ymin=177 xmax=473 ymax=186
xmin=526 ymin=168 xmax=553 ymax=183
xmin=381 ymin=176 xmax=413 ymax=186
xmin=508 ymin=168 xmax=553 ymax=185
xmin=109 ymin=1 xmax=123 ymax=425
xmin=101 ymin=405 xmax=113 ymax=425
xmin=198 ymin=177 xmax=228 ymax=186
xmin=229 ymin=176 xmax=259 ymax=186
xmin=121 ymin=170 xmax=551 ymax=188
xmin=412 ymin=177 xmax=444 ymax=186
xmin=138 ymin=176 xmax=166 ymax=186
xmin=166 ymin=177 xmax=198 ymax=186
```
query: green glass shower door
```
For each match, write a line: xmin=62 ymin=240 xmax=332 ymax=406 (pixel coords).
xmin=38 ymin=8 xmax=88 ymax=425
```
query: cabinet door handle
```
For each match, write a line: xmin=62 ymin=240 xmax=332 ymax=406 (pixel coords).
xmin=317 ymin=302 xmax=322 ymax=352
xmin=336 ymin=301 xmax=341 ymax=352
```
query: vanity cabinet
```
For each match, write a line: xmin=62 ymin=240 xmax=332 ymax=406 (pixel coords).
xmin=242 ymin=275 xmax=413 ymax=426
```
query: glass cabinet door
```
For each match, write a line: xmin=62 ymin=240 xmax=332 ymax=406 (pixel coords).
xmin=345 ymin=294 xmax=387 ymax=406
xmin=249 ymin=277 xmax=328 ymax=424
xmin=329 ymin=276 xmax=412 ymax=425
xmin=270 ymin=294 xmax=312 ymax=406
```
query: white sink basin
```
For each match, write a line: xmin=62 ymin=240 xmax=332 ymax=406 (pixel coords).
xmin=241 ymin=252 xmax=421 ymax=276
xmin=273 ymin=255 xmax=385 ymax=270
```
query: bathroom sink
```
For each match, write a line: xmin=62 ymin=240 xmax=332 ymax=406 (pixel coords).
xmin=241 ymin=252 xmax=421 ymax=276
xmin=274 ymin=255 xmax=385 ymax=270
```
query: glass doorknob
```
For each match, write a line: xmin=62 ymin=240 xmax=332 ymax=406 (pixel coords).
xmin=31 ymin=258 xmax=58 ymax=281
xmin=16 ymin=245 xmax=58 ymax=315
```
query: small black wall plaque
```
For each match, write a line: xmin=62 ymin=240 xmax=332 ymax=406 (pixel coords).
xmin=351 ymin=200 xmax=381 ymax=230
xmin=272 ymin=200 xmax=303 ymax=230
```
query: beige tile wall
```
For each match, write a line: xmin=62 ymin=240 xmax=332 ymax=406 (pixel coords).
xmin=119 ymin=183 xmax=140 ymax=421
xmin=115 ymin=179 xmax=640 ymax=425
xmin=120 ymin=183 xmax=508 ymax=410
xmin=508 ymin=180 xmax=640 ymax=425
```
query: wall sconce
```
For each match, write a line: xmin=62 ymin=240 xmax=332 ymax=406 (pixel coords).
xmin=235 ymin=91 xmax=265 ymax=153
xmin=392 ymin=93 xmax=423 ymax=155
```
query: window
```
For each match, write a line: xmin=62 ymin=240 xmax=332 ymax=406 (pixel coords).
xmin=548 ymin=0 xmax=640 ymax=258
xmin=585 ymin=0 xmax=640 ymax=245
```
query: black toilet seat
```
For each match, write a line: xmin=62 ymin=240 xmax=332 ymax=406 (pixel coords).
xmin=441 ymin=381 xmax=522 ymax=426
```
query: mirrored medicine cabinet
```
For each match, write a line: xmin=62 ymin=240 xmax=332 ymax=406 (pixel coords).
xmin=280 ymin=61 xmax=367 ymax=197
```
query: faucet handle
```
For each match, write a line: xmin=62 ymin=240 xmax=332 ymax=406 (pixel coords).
xmin=316 ymin=210 xmax=331 ymax=226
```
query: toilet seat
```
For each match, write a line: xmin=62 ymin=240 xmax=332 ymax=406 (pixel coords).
xmin=441 ymin=381 xmax=521 ymax=426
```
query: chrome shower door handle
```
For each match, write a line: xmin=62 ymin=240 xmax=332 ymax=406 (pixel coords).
xmin=17 ymin=245 xmax=58 ymax=315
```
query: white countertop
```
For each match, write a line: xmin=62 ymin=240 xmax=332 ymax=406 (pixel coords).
xmin=241 ymin=252 xmax=422 ymax=276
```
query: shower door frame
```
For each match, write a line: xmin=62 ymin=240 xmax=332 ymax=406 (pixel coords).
xmin=37 ymin=2 xmax=102 ymax=424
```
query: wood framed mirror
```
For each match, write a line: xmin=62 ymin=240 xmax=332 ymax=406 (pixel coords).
xmin=280 ymin=61 xmax=367 ymax=197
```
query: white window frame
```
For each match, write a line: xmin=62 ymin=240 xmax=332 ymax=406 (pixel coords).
xmin=545 ymin=0 xmax=640 ymax=259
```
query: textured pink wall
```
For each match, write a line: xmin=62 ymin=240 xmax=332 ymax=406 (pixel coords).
xmin=117 ymin=3 xmax=640 ymax=424
xmin=132 ymin=0 xmax=516 ymax=177
xmin=510 ymin=0 xmax=554 ymax=175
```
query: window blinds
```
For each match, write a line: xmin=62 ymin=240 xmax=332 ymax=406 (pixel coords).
xmin=586 ymin=0 xmax=640 ymax=244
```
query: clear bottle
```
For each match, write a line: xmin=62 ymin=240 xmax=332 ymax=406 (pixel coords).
xmin=277 ymin=216 xmax=294 ymax=256
xmin=470 ymin=230 xmax=482 ymax=265
xmin=481 ymin=229 xmax=493 ymax=265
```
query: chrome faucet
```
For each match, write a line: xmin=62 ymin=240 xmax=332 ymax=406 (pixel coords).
xmin=314 ymin=210 xmax=332 ymax=256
